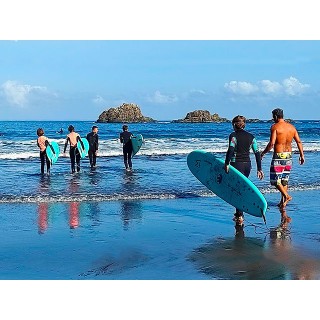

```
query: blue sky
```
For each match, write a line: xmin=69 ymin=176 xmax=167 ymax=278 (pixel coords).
xmin=1 ymin=40 xmax=320 ymax=121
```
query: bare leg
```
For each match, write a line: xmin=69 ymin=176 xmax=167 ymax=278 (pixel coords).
xmin=276 ymin=183 xmax=292 ymax=209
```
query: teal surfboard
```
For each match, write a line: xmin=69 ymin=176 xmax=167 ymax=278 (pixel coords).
xmin=187 ymin=150 xmax=267 ymax=219
xmin=46 ymin=141 xmax=60 ymax=164
xmin=77 ymin=138 xmax=89 ymax=158
xmin=131 ymin=134 xmax=144 ymax=157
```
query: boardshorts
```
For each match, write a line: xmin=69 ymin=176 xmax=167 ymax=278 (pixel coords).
xmin=270 ymin=152 xmax=292 ymax=186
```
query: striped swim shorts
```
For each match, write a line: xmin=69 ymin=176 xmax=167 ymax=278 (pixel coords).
xmin=270 ymin=152 xmax=292 ymax=186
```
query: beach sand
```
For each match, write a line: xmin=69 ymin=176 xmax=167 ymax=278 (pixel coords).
xmin=1 ymin=189 xmax=320 ymax=280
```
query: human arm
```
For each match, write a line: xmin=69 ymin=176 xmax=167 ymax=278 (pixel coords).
xmin=63 ymin=137 xmax=69 ymax=154
xmin=95 ymin=135 xmax=99 ymax=155
xmin=251 ymin=138 xmax=264 ymax=180
xmin=224 ymin=135 xmax=236 ymax=173
xmin=293 ymin=129 xmax=305 ymax=165
xmin=261 ymin=126 xmax=276 ymax=159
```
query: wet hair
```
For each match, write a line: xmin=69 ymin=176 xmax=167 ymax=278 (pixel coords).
xmin=232 ymin=115 xmax=246 ymax=130
xmin=272 ymin=108 xmax=284 ymax=119
xmin=122 ymin=125 xmax=128 ymax=131
xmin=37 ymin=128 xmax=44 ymax=136
xmin=68 ymin=125 xmax=74 ymax=132
xmin=92 ymin=126 xmax=98 ymax=131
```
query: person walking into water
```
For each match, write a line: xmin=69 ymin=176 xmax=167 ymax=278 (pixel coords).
xmin=86 ymin=126 xmax=99 ymax=168
xmin=120 ymin=125 xmax=133 ymax=171
xmin=224 ymin=115 xmax=264 ymax=224
xmin=63 ymin=125 xmax=81 ymax=173
xmin=261 ymin=108 xmax=305 ymax=209
xmin=36 ymin=128 xmax=50 ymax=175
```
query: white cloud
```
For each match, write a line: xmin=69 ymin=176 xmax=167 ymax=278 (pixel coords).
xmin=282 ymin=76 xmax=310 ymax=95
xmin=259 ymin=80 xmax=282 ymax=94
xmin=92 ymin=95 xmax=106 ymax=104
xmin=224 ymin=81 xmax=258 ymax=95
xmin=224 ymin=77 xmax=310 ymax=97
xmin=1 ymin=80 xmax=50 ymax=107
xmin=148 ymin=90 xmax=178 ymax=103
xmin=189 ymin=89 xmax=206 ymax=95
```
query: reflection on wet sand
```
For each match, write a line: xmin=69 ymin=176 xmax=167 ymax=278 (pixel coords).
xmin=38 ymin=202 xmax=49 ymax=234
xmin=189 ymin=213 xmax=320 ymax=280
xmin=37 ymin=176 xmax=50 ymax=234
xmin=120 ymin=201 xmax=142 ymax=230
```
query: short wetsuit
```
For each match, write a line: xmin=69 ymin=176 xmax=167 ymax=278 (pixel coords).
xmin=37 ymin=136 xmax=50 ymax=174
xmin=64 ymin=132 xmax=81 ymax=173
xmin=270 ymin=152 xmax=292 ymax=186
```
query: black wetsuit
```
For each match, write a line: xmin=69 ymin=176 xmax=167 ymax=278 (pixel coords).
xmin=120 ymin=131 xmax=133 ymax=169
xmin=64 ymin=134 xmax=81 ymax=173
xmin=40 ymin=150 xmax=51 ymax=174
xmin=86 ymin=132 xmax=99 ymax=167
xmin=37 ymin=138 xmax=50 ymax=174
xmin=225 ymin=129 xmax=262 ymax=217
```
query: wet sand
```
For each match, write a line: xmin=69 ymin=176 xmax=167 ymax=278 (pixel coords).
xmin=1 ymin=189 xmax=320 ymax=280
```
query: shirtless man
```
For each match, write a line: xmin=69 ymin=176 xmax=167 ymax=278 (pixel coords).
xmin=261 ymin=108 xmax=305 ymax=209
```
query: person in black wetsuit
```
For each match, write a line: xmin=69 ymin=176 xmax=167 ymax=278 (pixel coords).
xmin=86 ymin=126 xmax=99 ymax=168
xmin=224 ymin=115 xmax=264 ymax=224
xmin=63 ymin=125 xmax=81 ymax=173
xmin=120 ymin=125 xmax=133 ymax=171
xmin=36 ymin=128 xmax=50 ymax=175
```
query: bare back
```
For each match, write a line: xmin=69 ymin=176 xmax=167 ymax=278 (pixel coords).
xmin=271 ymin=120 xmax=297 ymax=153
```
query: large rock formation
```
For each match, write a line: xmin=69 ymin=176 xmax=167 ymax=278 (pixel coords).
xmin=97 ymin=103 xmax=155 ymax=123
xmin=172 ymin=110 xmax=228 ymax=123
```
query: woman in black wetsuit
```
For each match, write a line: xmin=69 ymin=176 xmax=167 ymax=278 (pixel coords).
xmin=120 ymin=125 xmax=133 ymax=171
xmin=224 ymin=115 xmax=264 ymax=224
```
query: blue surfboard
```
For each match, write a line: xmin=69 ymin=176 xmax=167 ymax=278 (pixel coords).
xmin=187 ymin=150 xmax=267 ymax=219
xmin=131 ymin=134 xmax=144 ymax=157
xmin=77 ymin=138 xmax=89 ymax=158
xmin=46 ymin=141 xmax=60 ymax=164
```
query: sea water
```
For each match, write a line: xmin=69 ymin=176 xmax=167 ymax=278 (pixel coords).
xmin=1 ymin=120 xmax=320 ymax=279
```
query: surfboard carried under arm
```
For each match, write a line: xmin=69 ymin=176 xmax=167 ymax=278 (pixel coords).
xmin=46 ymin=141 xmax=60 ymax=164
xmin=131 ymin=134 xmax=144 ymax=157
xmin=187 ymin=150 xmax=267 ymax=221
xmin=77 ymin=138 xmax=89 ymax=158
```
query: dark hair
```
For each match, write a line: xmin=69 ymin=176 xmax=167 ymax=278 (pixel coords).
xmin=92 ymin=126 xmax=98 ymax=131
xmin=37 ymin=128 xmax=44 ymax=136
xmin=122 ymin=125 xmax=128 ymax=131
xmin=232 ymin=115 xmax=246 ymax=130
xmin=272 ymin=108 xmax=284 ymax=119
xmin=68 ymin=125 xmax=74 ymax=132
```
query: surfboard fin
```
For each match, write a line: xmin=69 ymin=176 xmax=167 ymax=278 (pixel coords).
xmin=261 ymin=210 xmax=267 ymax=225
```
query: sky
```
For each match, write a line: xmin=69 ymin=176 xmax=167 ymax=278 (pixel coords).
xmin=1 ymin=40 xmax=320 ymax=121
xmin=1 ymin=0 xmax=320 ymax=122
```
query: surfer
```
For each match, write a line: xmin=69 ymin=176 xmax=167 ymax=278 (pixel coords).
xmin=63 ymin=125 xmax=81 ymax=173
xmin=57 ymin=128 xmax=63 ymax=134
xmin=261 ymin=108 xmax=305 ymax=209
xmin=224 ymin=115 xmax=264 ymax=224
xmin=36 ymin=128 xmax=51 ymax=175
xmin=86 ymin=126 xmax=99 ymax=168
xmin=120 ymin=124 xmax=133 ymax=172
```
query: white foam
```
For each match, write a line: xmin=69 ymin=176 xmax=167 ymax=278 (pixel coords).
xmin=1 ymin=137 xmax=320 ymax=160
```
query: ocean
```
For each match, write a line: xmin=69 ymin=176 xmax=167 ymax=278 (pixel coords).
xmin=1 ymin=120 xmax=320 ymax=280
